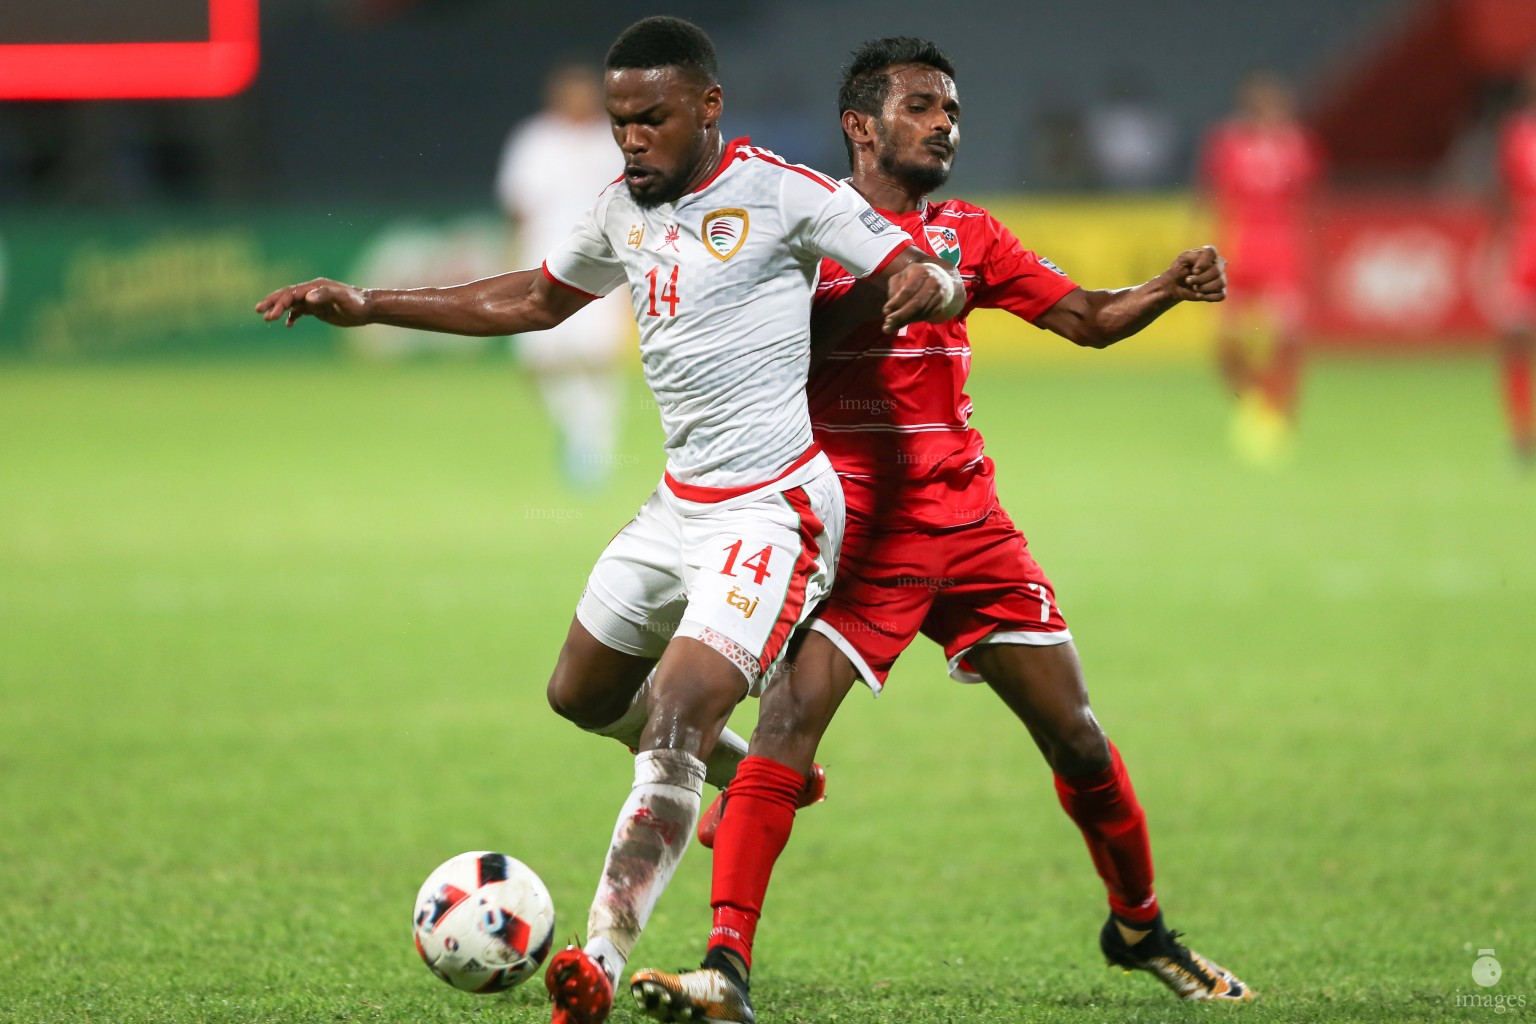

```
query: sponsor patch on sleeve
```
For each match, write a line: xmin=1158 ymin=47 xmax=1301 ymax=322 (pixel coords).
xmin=1038 ymin=256 xmax=1067 ymax=276
xmin=859 ymin=208 xmax=894 ymax=234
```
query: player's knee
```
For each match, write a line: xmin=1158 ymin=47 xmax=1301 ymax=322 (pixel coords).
xmin=750 ymin=683 xmax=830 ymax=767
xmin=1050 ymin=715 xmax=1111 ymax=777
xmin=545 ymin=671 xmax=622 ymax=731
xmin=752 ymin=703 xmax=813 ymax=755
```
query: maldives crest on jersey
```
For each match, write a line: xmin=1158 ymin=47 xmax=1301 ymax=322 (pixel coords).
xmin=924 ymin=225 xmax=962 ymax=266
xmin=702 ymin=208 xmax=749 ymax=261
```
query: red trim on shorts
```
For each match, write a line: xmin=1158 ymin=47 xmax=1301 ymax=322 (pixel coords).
xmin=541 ymin=262 xmax=601 ymax=300
xmin=867 ymin=241 xmax=911 ymax=277
xmin=663 ymin=443 xmax=823 ymax=503
xmin=757 ymin=485 xmax=823 ymax=673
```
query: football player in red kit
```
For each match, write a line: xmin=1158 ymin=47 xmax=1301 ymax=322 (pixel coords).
xmin=629 ymin=37 xmax=1252 ymax=1023
xmin=1496 ymin=60 xmax=1536 ymax=466
xmin=1198 ymin=72 xmax=1322 ymax=465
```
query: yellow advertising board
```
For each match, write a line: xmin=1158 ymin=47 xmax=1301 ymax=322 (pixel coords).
xmin=967 ymin=196 xmax=1217 ymax=364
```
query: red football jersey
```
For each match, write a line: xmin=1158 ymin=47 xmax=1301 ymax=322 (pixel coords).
xmin=1500 ymin=112 xmax=1536 ymax=242
xmin=808 ymin=198 xmax=1078 ymax=530
xmin=1199 ymin=119 xmax=1320 ymax=265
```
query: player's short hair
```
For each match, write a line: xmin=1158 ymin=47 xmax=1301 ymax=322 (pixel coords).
xmin=606 ymin=16 xmax=719 ymax=88
xmin=838 ymin=37 xmax=956 ymax=167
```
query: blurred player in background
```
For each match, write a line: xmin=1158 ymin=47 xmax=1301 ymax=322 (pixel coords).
xmin=1198 ymin=71 xmax=1322 ymax=465
xmin=629 ymin=37 xmax=1250 ymax=1024
xmin=1495 ymin=58 xmax=1536 ymax=467
xmin=496 ymin=62 xmax=632 ymax=487
xmin=258 ymin=18 xmax=966 ymax=1024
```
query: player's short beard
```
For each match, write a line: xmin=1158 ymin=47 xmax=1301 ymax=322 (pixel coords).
xmin=629 ymin=133 xmax=711 ymax=209
xmin=630 ymin=168 xmax=689 ymax=209
xmin=876 ymin=122 xmax=952 ymax=194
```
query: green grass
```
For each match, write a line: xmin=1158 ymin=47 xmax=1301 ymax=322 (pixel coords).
xmin=1 ymin=355 xmax=1531 ymax=1023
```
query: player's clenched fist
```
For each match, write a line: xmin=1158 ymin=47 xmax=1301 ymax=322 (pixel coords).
xmin=255 ymin=278 xmax=371 ymax=327
xmin=1169 ymin=245 xmax=1226 ymax=303
xmin=881 ymin=260 xmax=964 ymax=334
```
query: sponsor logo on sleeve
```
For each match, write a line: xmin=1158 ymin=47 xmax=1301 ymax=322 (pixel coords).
xmin=702 ymin=208 xmax=750 ymax=261
xmin=1038 ymin=256 xmax=1067 ymax=276
xmin=859 ymin=208 xmax=895 ymax=234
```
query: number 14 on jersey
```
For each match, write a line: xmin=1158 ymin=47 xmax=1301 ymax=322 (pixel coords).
xmin=644 ymin=265 xmax=680 ymax=317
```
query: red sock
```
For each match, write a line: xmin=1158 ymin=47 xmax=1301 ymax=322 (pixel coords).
xmin=1053 ymin=741 xmax=1159 ymax=924
xmin=1504 ymin=346 xmax=1533 ymax=448
xmin=707 ymin=755 xmax=803 ymax=968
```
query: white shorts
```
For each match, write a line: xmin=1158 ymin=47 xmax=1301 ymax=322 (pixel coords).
xmin=576 ymin=458 xmax=844 ymax=694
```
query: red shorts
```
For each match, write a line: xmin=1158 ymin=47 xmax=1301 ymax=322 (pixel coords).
xmin=808 ymin=502 xmax=1071 ymax=692
xmin=1222 ymin=228 xmax=1305 ymax=320
xmin=1509 ymin=238 xmax=1536 ymax=299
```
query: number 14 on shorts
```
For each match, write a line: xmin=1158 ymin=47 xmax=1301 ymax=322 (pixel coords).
xmin=721 ymin=539 xmax=774 ymax=584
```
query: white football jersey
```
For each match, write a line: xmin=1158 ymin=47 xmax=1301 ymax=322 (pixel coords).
xmin=542 ymin=137 xmax=912 ymax=498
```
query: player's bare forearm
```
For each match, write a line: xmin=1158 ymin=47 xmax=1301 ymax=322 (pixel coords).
xmin=254 ymin=269 xmax=590 ymax=335
xmin=876 ymin=248 xmax=965 ymax=334
xmin=1037 ymin=245 xmax=1226 ymax=348
xmin=361 ymin=271 xmax=578 ymax=336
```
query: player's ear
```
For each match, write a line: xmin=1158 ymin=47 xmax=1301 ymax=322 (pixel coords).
xmin=843 ymin=109 xmax=875 ymax=148
xmin=700 ymin=83 xmax=723 ymax=126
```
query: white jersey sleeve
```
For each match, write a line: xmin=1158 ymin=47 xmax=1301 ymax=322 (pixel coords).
xmin=784 ymin=177 xmax=911 ymax=278
xmin=541 ymin=194 xmax=628 ymax=298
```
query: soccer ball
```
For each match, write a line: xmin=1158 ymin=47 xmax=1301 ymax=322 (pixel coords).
xmin=412 ymin=851 xmax=556 ymax=993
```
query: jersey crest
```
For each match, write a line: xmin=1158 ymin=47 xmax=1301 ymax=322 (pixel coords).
xmin=703 ymin=208 xmax=749 ymax=261
xmin=924 ymin=225 xmax=962 ymax=266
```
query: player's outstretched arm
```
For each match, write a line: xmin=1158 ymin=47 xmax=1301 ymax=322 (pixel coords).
xmin=873 ymin=248 xmax=966 ymax=334
xmin=254 ymin=269 xmax=592 ymax=336
xmin=1035 ymin=245 xmax=1226 ymax=348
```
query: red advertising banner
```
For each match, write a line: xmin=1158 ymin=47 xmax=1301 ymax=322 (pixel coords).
xmin=0 ymin=0 xmax=259 ymax=100
xmin=1306 ymin=195 xmax=1500 ymax=349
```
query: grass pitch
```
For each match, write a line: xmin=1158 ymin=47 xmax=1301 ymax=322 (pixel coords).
xmin=1 ymin=354 xmax=1531 ymax=1023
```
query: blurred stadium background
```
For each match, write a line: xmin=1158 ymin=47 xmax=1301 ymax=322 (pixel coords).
xmin=6 ymin=0 xmax=1536 ymax=359
xmin=2 ymin=3 xmax=1533 ymax=1023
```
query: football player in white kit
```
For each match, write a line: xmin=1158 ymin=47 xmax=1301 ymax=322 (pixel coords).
xmin=496 ymin=62 xmax=632 ymax=487
xmin=255 ymin=16 xmax=964 ymax=1024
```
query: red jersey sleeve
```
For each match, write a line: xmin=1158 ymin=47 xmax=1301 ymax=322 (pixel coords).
xmin=1498 ymin=115 xmax=1536 ymax=199
xmin=970 ymin=215 xmax=1078 ymax=322
xmin=814 ymin=257 xmax=855 ymax=307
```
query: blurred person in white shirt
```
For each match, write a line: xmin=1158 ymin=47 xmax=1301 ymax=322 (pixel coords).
xmin=497 ymin=62 xmax=631 ymax=487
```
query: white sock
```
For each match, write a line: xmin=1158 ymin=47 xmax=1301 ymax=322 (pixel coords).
xmin=585 ymin=748 xmax=706 ymax=981
xmin=537 ymin=369 xmax=621 ymax=485
xmin=589 ymin=672 xmax=747 ymax=790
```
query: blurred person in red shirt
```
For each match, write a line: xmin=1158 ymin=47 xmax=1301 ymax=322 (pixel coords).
xmin=1495 ymin=60 xmax=1536 ymax=466
xmin=1198 ymin=72 xmax=1322 ymax=465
